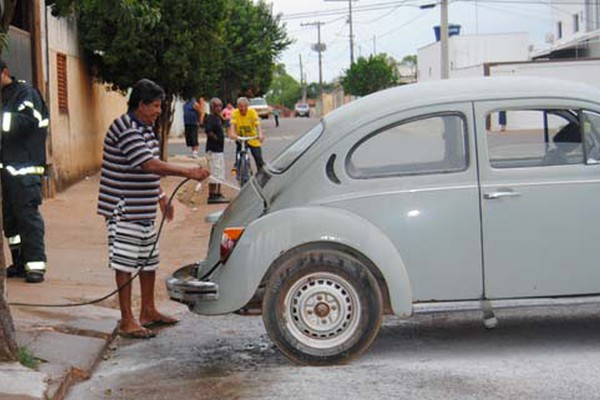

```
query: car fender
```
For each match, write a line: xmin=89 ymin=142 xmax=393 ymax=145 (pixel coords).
xmin=195 ymin=206 xmax=412 ymax=316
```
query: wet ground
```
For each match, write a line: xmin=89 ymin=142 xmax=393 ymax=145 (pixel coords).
xmin=68 ymin=305 xmax=600 ymax=400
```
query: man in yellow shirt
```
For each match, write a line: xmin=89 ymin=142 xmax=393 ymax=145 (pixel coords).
xmin=230 ymin=97 xmax=265 ymax=170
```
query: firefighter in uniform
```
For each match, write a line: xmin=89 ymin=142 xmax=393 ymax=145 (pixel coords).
xmin=0 ymin=59 xmax=49 ymax=283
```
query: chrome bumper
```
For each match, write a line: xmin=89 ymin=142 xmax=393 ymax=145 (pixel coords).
xmin=166 ymin=262 xmax=219 ymax=305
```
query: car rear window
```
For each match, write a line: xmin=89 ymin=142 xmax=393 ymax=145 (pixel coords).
xmin=268 ymin=122 xmax=324 ymax=174
xmin=348 ymin=113 xmax=468 ymax=178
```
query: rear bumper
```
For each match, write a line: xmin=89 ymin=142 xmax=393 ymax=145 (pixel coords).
xmin=166 ymin=262 xmax=219 ymax=305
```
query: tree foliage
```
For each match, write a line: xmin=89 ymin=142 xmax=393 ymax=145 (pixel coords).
xmin=266 ymin=64 xmax=301 ymax=109
xmin=219 ymin=0 xmax=292 ymax=103
xmin=52 ymin=0 xmax=290 ymax=157
xmin=401 ymin=54 xmax=418 ymax=78
xmin=341 ymin=54 xmax=400 ymax=97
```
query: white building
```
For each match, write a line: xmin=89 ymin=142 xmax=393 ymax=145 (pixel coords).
xmin=418 ymin=32 xmax=530 ymax=81
xmin=533 ymin=0 xmax=600 ymax=59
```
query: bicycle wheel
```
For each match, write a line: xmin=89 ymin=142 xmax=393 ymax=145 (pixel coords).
xmin=239 ymin=154 xmax=250 ymax=186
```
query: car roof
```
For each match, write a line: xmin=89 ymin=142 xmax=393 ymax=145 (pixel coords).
xmin=324 ymin=77 xmax=600 ymax=129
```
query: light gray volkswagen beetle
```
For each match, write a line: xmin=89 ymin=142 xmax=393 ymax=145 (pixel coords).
xmin=168 ymin=77 xmax=600 ymax=365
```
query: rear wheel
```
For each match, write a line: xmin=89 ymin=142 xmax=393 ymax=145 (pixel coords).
xmin=262 ymin=247 xmax=383 ymax=365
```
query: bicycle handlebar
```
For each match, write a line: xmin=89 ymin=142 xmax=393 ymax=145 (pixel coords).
xmin=235 ymin=135 xmax=259 ymax=142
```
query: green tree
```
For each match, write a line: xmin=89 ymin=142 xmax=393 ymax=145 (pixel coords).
xmin=219 ymin=0 xmax=292 ymax=103
xmin=0 ymin=0 xmax=19 ymax=363
xmin=53 ymin=0 xmax=226 ymax=158
xmin=305 ymin=81 xmax=335 ymax=100
xmin=401 ymin=54 xmax=417 ymax=79
xmin=53 ymin=0 xmax=290 ymax=157
xmin=266 ymin=64 xmax=301 ymax=109
xmin=341 ymin=54 xmax=400 ymax=97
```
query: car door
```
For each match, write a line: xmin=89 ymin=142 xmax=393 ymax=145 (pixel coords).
xmin=325 ymin=103 xmax=484 ymax=302
xmin=475 ymin=99 xmax=600 ymax=298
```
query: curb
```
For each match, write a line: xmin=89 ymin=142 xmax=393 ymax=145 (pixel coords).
xmin=3 ymin=305 xmax=121 ymax=400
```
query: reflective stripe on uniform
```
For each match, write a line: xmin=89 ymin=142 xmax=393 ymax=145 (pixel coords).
xmin=17 ymin=101 xmax=47 ymax=128
xmin=2 ymin=112 xmax=11 ymax=132
xmin=7 ymin=235 xmax=21 ymax=245
xmin=25 ymin=261 xmax=46 ymax=272
xmin=5 ymin=166 xmax=45 ymax=176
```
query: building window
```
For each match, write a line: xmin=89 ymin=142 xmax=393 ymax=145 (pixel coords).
xmin=57 ymin=53 xmax=68 ymax=114
xmin=557 ymin=21 xmax=563 ymax=39
xmin=573 ymin=13 xmax=580 ymax=33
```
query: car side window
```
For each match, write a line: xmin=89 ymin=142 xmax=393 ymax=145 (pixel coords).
xmin=486 ymin=109 xmax=584 ymax=169
xmin=583 ymin=110 xmax=600 ymax=164
xmin=347 ymin=114 xmax=468 ymax=178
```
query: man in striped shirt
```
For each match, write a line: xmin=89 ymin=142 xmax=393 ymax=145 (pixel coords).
xmin=98 ymin=79 xmax=209 ymax=339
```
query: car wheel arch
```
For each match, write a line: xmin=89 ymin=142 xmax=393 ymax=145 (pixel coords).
xmin=239 ymin=206 xmax=413 ymax=316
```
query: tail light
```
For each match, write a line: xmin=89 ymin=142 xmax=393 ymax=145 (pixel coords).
xmin=220 ymin=227 xmax=245 ymax=262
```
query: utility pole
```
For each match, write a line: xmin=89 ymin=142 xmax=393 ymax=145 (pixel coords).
xmin=299 ymin=53 xmax=306 ymax=102
xmin=349 ymin=0 xmax=354 ymax=64
xmin=373 ymin=35 xmax=376 ymax=55
xmin=324 ymin=0 xmax=355 ymax=66
xmin=301 ymin=21 xmax=325 ymax=115
xmin=440 ymin=0 xmax=449 ymax=79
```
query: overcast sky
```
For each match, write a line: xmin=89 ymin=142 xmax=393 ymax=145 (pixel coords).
xmin=270 ymin=0 xmax=556 ymax=83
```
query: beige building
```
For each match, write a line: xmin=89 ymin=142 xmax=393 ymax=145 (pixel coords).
xmin=5 ymin=0 xmax=126 ymax=194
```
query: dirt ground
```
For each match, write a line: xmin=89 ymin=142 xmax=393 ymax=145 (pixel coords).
xmin=6 ymin=170 xmax=235 ymax=317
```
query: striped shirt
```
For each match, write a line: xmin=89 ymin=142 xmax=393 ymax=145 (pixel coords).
xmin=97 ymin=113 xmax=160 ymax=221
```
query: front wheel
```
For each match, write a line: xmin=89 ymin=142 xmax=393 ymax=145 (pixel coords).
xmin=262 ymin=248 xmax=383 ymax=365
xmin=237 ymin=154 xmax=251 ymax=186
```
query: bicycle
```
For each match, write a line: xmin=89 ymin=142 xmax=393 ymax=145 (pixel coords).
xmin=235 ymin=135 xmax=259 ymax=187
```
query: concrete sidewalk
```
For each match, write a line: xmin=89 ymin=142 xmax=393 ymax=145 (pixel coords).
xmin=0 ymin=157 xmax=233 ymax=399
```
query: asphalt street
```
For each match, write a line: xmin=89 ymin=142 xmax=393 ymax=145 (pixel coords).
xmin=68 ymin=307 xmax=600 ymax=400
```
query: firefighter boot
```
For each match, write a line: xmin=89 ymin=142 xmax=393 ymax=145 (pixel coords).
xmin=24 ymin=261 xmax=46 ymax=283
xmin=6 ymin=245 xmax=25 ymax=278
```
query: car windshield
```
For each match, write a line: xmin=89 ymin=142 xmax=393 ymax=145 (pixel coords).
xmin=268 ymin=121 xmax=324 ymax=174
xmin=296 ymin=103 xmax=309 ymax=109
xmin=250 ymin=98 xmax=267 ymax=106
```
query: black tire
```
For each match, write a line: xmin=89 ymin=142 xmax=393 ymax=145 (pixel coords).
xmin=262 ymin=247 xmax=383 ymax=366
xmin=238 ymin=155 xmax=250 ymax=186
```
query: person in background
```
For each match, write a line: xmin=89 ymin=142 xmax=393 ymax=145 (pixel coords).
xmin=98 ymin=79 xmax=210 ymax=339
xmin=183 ymin=97 xmax=202 ymax=158
xmin=221 ymin=102 xmax=234 ymax=133
xmin=230 ymin=97 xmax=265 ymax=171
xmin=0 ymin=58 xmax=49 ymax=283
xmin=272 ymin=107 xmax=280 ymax=127
xmin=204 ymin=98 xmax=229 ymax=204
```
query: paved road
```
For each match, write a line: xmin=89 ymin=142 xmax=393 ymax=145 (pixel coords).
xmin=169 ymin=116 xmax=318 ymax=175
xmin=68 ymin=306 xmax=600 ymax=400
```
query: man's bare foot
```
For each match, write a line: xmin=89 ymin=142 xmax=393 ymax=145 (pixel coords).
xmin=118 ymin=320 xmax=156 ymax=339
xmin=139 ymin=312 xmax=179 ymax=328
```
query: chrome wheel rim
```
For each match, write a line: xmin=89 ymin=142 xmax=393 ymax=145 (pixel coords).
xmin=283 ymin=272 xmax=361 ymax=349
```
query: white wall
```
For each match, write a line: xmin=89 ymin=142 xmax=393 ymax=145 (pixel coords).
xmin=489 ymin=59 xmax=600 ymax=89
xmin=418 ymin=33 xmax=530 ymax=82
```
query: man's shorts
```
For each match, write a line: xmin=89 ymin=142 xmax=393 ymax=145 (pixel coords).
xmin=207 ymin=151 xmax=225 ymax=181
xmin=106 ymin=219 xmax=159 ymax=273
xmin=184 ymin=124 xmax=199 ymax=147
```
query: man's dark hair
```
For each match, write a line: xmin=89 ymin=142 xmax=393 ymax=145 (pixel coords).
xmin=0 ymin=59 xmax=7 ymax=71
xmin=128 ymin=79 xmax=165 ymax=112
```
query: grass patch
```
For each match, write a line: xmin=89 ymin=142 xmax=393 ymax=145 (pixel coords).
xmin=18 ymin=346 xmax=40 ymax=369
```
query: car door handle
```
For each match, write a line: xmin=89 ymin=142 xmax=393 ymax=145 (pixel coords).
xmin=483 ymin=191 xmax=521 ymax=200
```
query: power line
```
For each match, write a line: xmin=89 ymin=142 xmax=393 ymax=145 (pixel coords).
xmin=281 ymin=0 xmax=424 ymax=20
